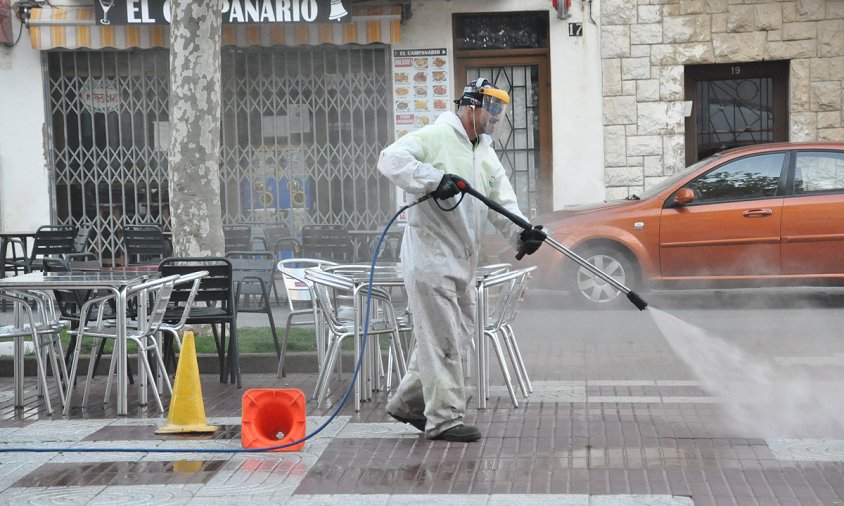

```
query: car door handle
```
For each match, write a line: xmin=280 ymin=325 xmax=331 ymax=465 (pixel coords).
xmin=742 ymin=208 xmax=773 ymax=218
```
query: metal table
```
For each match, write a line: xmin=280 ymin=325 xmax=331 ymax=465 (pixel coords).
xmin=0 ymin=271 xmax=147 ymax=415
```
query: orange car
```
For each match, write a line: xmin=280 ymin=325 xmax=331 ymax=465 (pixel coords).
xmin=528 ymin=142 xmax=844 ymax=306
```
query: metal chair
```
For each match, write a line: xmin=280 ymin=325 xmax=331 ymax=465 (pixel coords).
xmin=1 ymin=237 xmax=27 ymax=278
xmin=496 ymin=266 xmax=536 ymax=397
xmin=72 ymin=224 xmax=94 ymax=254
xmin=478 ymin=267 xmax=536 ymax=407
xmin=227 ymin=251 xmax=281 ymax=359
xmin=64 ymin=274 xmax=181 ymax=415
xmin=262 ymin=223 xmax=301 ymax=259
xmin=306 ymin=268 xmax=406 ymax=409
xmin=123 ymin=224 xmax=172 ymax=265
xmin=301 ymin=224 xmax=353 ymax=262
xmin=41 ymin=258 xmax=105 ymax=370
xmin=0 ymin=290 xmax=70 ymax=415
xmin=159 ymin=257 xmax=240 ymax=386
xmin=16 ymin=225 xmax=77 ymax=273
xmin=156 ymin=270 xmax=207 ymax=357
xmin=275 ymin=258 xmax=337 ymax=377
xmin=223 ymin=225 xmax=252 ymax=252
xmin=262 ymin=224 xmax=301 ymax=303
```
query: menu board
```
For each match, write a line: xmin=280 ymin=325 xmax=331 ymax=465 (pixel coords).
xmin=392 ymin=48 xmax=449 ymax=139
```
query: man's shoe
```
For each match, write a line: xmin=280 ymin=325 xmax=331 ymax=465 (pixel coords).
xmin=431 ymin=425 xmax=482 ymax=442
xmin=388 ymin=412 xmax=426 ymax=432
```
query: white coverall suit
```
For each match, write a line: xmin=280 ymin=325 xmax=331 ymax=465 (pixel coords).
xmin=377 ymin=111 xmax=527 ymax=437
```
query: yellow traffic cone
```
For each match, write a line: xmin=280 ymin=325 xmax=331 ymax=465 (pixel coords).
xmin=156 ymin=330 xmax=218 ymax=434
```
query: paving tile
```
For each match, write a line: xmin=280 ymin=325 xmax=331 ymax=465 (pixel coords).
xmin=11 ymin=460 xmax=226 ymax=487
xmin=1 ymin=300 xmax=844 ymax=504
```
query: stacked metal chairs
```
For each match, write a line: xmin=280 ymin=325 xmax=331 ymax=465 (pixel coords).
xmin=63 ymin=274 xmax=182 ymax=415
xmin=477 ymin=265 xmax=536 ymax=408
xmin=0 ymin=289 xmax=70 ymax=414
xmin=305 ymin=267 xmax=407 ymax=410
xmin=275 ymin=258 xmax=337 ymax=377
xmin=322 ymin=263 xmax=411 ymax=394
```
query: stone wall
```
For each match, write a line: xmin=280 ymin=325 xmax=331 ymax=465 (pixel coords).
xmin=601 ymin=0 xmax=844 ymax=200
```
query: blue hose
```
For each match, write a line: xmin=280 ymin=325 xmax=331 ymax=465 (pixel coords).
xmin=0 ymin=204 xmax=414 ymax=454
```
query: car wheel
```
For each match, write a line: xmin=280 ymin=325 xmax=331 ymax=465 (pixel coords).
xmin=566 ymin=247 xmax=639 ymax=308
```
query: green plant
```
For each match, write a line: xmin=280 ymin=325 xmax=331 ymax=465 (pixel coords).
xmin=55 ymin=326 xmax=393 ymax=356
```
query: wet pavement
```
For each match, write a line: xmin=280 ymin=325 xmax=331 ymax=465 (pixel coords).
xmin=1 ymin=289 xmax=844 ymax=505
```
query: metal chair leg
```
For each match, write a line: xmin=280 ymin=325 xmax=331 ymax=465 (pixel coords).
xmin=486 ymin=330 xmax=519 ymax=408
xmin=503 ymin=324 xmax=532 ymax=394
xmin=500 ymin=328 xmax=528 ymax=398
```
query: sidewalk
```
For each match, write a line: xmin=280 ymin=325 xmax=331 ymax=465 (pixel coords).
xmin=0 ymin=292 xmax=842 ymax=505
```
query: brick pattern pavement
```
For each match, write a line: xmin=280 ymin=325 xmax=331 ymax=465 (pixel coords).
xmin=1 ymin=299 xmax=843 ymax=504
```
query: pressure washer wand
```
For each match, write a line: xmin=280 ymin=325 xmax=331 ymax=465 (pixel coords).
xmin=453 ymin=180 xmax=649 ymax=311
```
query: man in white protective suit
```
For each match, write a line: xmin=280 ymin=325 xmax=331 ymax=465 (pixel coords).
xmin=377 ymin=78 xmax=546 ymax=442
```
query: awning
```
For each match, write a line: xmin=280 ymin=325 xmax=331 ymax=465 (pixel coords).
xmin=28 ymin=5 xmax=401 ymax=50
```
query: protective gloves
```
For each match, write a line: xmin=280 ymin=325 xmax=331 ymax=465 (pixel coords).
xmin=516 ymin=225 xmax=546 ymax=260
xmin=433 ymin=174 xmax=468 ymax=200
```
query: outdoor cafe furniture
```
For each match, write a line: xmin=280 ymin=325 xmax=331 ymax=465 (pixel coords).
xmin=123 ymin=224 xmax=172 ymax=265
xmin=348 ymin=227 xmax=404 ymax=263
xmin=0 ymin=289 xmax=70 ymax=415
xmin=474 ymin=266 xmax=537 ymax=408
xmin=301 ymin=224 xmax=354 ymax=262
xmin=259 ymin=223 xmax=301 ymax=303
xmin=275 ymin=258 xmax=337 ymax=378
xmin=158 ymin=257 xmax=240 ymax=387
xmin=64 ymin=274 xmax=182 ymax=416
xmin=474 ymin=265 xmax=536 ymax=409
xmin=0 ymin=270 xmax=151 ymax=415
xmin=223 ymin=225 xmax=252 ymax=252
xmin=16 ymin=224 xmax=78 ymax=273
xmin=305 ymin=267 xmax=407 ymax=411
xmin=1 ymin=231 xmax=36 ymax=278
xmin=227 ymin=251 xmax=281 ymax=359
xmin=72 ymin=224 xmax=94 ymax=255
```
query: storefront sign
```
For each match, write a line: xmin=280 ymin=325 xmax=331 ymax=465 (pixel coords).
xmin=81 ymin=78 xmax=120 ymax=112
xmin=392 ymin=48 xmax=449 ymax=139
xmin=95 ymin=0 xmax=352 ymax=26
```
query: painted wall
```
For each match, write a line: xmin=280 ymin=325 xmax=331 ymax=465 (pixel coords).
xmin=398 ymin=0 xmax=607 ymax=209
xmin=0 ymin=15 xmax=51 ymax=232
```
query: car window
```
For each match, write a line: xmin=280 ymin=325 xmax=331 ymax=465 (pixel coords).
xmin=639 ymin=155 xmax=719 ymax=199
xmin=687 ymin=153 xmax=785 ymax=203
xmin=793 ymin=151 xmax=844 ymax=195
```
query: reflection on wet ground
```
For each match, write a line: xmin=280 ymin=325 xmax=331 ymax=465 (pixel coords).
xmin=13 ymin=460 xmax=227 ymax=487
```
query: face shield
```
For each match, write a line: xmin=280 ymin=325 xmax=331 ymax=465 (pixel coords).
xmin=477 ymin=87 xmax=509 ymax=142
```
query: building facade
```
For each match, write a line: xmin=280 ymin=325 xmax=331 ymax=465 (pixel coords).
xmin=0 ymin=0 xmax=842 ymax=263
